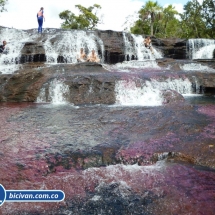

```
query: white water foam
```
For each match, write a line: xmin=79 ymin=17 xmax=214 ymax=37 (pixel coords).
xmin=116 ymin=60 xmax=160 ymax=70
xmin=115 ymin=80 xmax=162 ymax=106
xmin=123 ymin=32 xmax=136 ymax=61
xmin=83 ymin=162 xmax=166 ymax=185
xmin=187 ymin=39 xmax=215 ymax=59
xmin=131 ymin=34 xmax=163 ymax=60
xmin=0 ymin=28 xmax=30 ymax=74
xmin=43 ymin=30 xmax=104 ymax=63
xmin=115 ymin=78 xmax=192 ymax=106
xmin=180 ymin=63 xmax=215 ymax=72
xmin=37 ymin=79 xmax=70 ymax=104
xmin=0 ymin=28 xmax=105 ymax=73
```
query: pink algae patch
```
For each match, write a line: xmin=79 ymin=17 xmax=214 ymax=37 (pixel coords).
xmin=116 ymin=132 xmax=180 ymax=165
xmin=0 ymin=104 xmax=52 ymax=187
xmin=198 ymin=105 xmax=215 ymax=139
xmin=1 ymin=162 xmax=215 ymax=215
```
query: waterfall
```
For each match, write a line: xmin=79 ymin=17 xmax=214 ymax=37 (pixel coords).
xmin=115 ymin=80 xmax=162 ymax=106
xmin=123 ymin=32 xmax=162 ymax=61
xmin=43 ymin=30 xmax=104 ymax=64
xmin=37 ymin=79 xmax=70 ymax=104
xmin=132 ymin=34 xmax=163 ymax=59
xmin=0 ymin=28 xmax=105 ymax=73
xmin=180 ymin=63 xmax=215 ymax=72
xmin=115 ymin=78 xmax=192 ymax=106
xmin=187 ymin=39 xmax=215 ymax=59
xmin=0 ymin=28 xmax=30 ymax=74
xmin=123 ymin=32 xmax=135 ymax=60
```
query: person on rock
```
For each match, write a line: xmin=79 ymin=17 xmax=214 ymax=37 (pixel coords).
xmin=37 ymin=7 xmax=45 ymax=33
xmin=0 ymin=41 xmax=8 ymax=54
xmin=77 ymin=48 xmax=87 ymax=62
xmin=144 ymin=36 xmax=154 ymax=54
xmin=87 ymin=49 xmax=100 ymax=63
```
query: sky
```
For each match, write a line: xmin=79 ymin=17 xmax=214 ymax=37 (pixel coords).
xmin=0 ymin=0 xmax=189 ymax=31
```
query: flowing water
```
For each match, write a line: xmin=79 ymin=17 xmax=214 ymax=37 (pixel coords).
xmin=0 ymin=28 xmax=30 ymax=73
xmin=37 ymin=78 xmax=70 ymax=104
xmin=187 ymin=38 xmax=215 ymax=59
xmin=122 ymin=32 xmax=162 ymax=61
xmin=0 ymin=27 xmax=215 ymax=214
xmin=0 ymin=102 xmax=215 ymax=214
xmin=43 ymin=30 xmax=105 ymax=63
xmin=115 ymin=78 xmax=192 ymax=106
xmin=0 ymin=28 xmax=105 ymax=73
xmin=180 ymin=62 xmax=215 ymax=72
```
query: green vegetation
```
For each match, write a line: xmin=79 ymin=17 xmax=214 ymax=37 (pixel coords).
xmin=0 ymin=0 xmax=7 ymax=12
xmin=59 ymin=4 xmax=102 ymax=30
xmin=130 ymin=0 xmax=215 ymax=39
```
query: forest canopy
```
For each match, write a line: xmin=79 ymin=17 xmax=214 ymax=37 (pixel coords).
xmin=0 ymin=0 xmax=7 ymax=12
xmin=130 ymin=0 xmax=215 ymax=39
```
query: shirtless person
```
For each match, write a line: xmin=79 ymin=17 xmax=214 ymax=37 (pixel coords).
xmin=77 ymin=48 xmax=87 ymax=62
xmin=87 ymin=49 xmax=100 ymax=63
xmin=0 ymin=41 xmax=7 ymax=54
xmin=144 ymin=36 xmax=154 ymax=54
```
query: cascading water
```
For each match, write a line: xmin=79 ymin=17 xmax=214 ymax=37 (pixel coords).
xmin=0 ymin=28 xmax=30 ymax=74
xmin=115 ymin=59 xmax=160 ymax=70
xmin=115 ymin=80 xmax=162 ymax=106
xmin=37 ymin=78 xmax=70 ymax=104
xmin=0 ymin=28 xmax=106 ymax=74
xmin=122 ymin=32 xmax=162 ymax=69
xmin=115 ymin=78 xmax=192 ymax=106
xmin=187 ymin=39 xmax=215 ymax=59
xmin=123 ymin=32 xmax=136 ymax=61
xmin=131 ymin=34 xmax=163 ymax=60
xmin=180 ymin=63 xmax=215 ymax=72
xmin=43 ymin=30 xmax=104 ymax=63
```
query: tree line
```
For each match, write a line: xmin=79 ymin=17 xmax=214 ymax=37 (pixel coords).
xmin=58 ymin=0 xmax=214 ymax=39
xmin=130 ymin=0 xmax=215 ymax=39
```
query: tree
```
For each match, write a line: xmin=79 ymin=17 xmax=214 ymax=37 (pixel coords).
xmin=130 ymin=19 xmax=150 ymax=35
xmin=130 ymin=2 xmax=181 ymax=38
xmin=59 ymin=4 xmax=102 ymax=30
xmin=202 ymin=0 xmax=215 ymax=37
xmin=180 ymin=0 xmax=206 ymax=38
xmin=160 ymin=5 xmax=179 ymax=37
xmin=139 ymin=1 xmax=162 ymax=36
xmin=0 ymin=0 xmax=7 ymax=12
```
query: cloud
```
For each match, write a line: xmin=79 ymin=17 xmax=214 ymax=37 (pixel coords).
xmin=0 ymin=0 xmax=144 ymax=30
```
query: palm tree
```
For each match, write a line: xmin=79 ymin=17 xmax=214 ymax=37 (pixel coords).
xmin=162 ymin=5 xmax=178 ymax=36
xmin=139 ymin=1 xmax=162 ymax=36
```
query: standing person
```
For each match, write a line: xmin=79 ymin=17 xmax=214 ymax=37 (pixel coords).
xmin=37 ymin=7 xmax=45 ymax=33
xmin=143 ymin=36 xmax=154 ymax=54
xmin=0 ymin=41 xmax=7 ymax=54
xmin=87 ymin=49 xmax=100 ymax=63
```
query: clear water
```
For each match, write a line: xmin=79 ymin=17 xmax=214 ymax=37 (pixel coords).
xmin=184 ymin=95 xmax=215 ymax=105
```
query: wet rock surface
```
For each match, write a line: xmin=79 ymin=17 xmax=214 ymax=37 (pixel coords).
xmin=0 ymin=27 xmax=215 ymax=214
xmin=152 ymin=38 xmax=187 ymax=59
xmin=1 ymin=60 xmax=215 ymax=103
xmin=0 ymin=101 xmax=215 ymax=214
xmin=20 ymin=28 xmax=188 ymax=62
xmin=20 ymin=41 xmax=46 ymax=63
xmin=161 ymin=89 xmax=185 ymax=105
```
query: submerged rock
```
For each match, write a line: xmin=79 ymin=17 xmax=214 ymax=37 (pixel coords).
xmin=161 ymin=89 xmax=185 ymax=105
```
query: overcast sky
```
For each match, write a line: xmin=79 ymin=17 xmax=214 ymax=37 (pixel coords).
xmin=0 ymin=0 xmax=189 ymax=31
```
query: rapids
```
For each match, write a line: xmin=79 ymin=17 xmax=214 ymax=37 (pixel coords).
xmin=0 ymin=27 xmax=215 ymax=215
xmin=0 ymin=102 xmax=215 ymax=214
